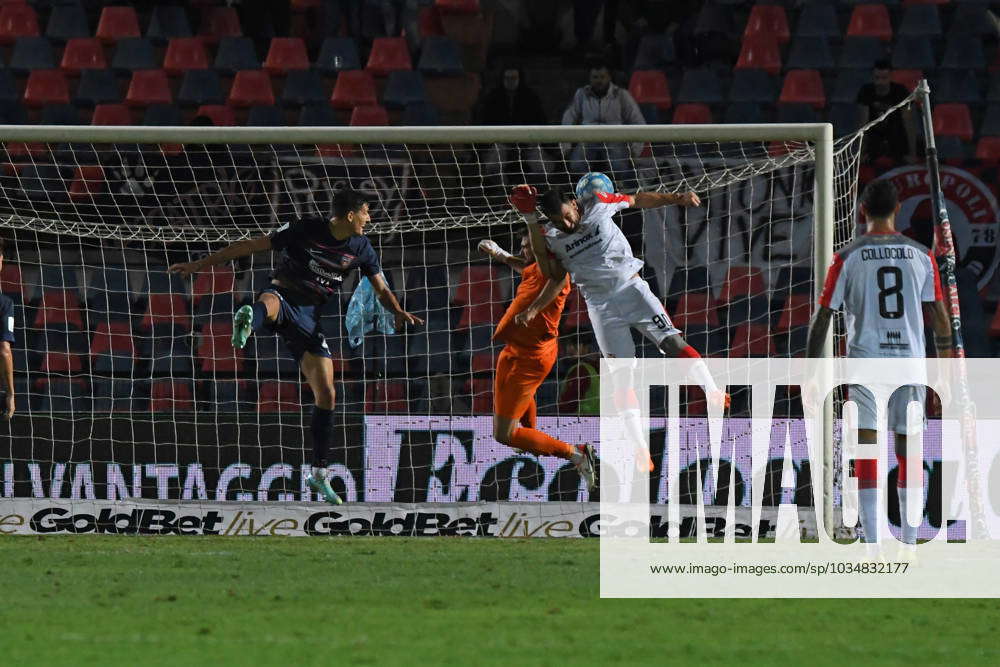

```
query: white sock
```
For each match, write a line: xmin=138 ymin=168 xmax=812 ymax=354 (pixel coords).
xmin=621 ymin=409 xmax=649 ymax=450
xmin=689 ymin=359 xmax=720 ymax=394
xmin=898 ymin=487 xmax=918 ymax=545
xmin=859 ymin=488 xmax=879 ymax=544
xmin=311 ymin=466 xmax=327 ymax=480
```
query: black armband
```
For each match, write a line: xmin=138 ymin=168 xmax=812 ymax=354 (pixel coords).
xmin=934 ymin=334 xmax=952 ymax=350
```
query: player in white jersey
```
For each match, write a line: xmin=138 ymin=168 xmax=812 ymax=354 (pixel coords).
xmin=806 ymin=178 xmax=952 ymax=552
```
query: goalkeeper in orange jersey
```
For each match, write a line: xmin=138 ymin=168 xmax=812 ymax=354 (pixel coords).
xmin=478 ymin=191 xmax=597 ymax=490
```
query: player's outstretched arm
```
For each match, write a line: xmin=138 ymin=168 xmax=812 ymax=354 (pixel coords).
xmin=0 ymin=341 xmax=13 ymax=419
xmin=369 ymin=272 xmax=425 ymax=329
xmin=168 ymin=235 xmax=272 ymax=277
xmin=805 ymin=305 xmax=834 ymax=359
xmin=630 ymin=191 xmax=701 ymax=209
xmin=514 ymin=274 xmax=570 ymax=327
xmin=510 ymin=185 xmax=561 ymax=280
xmin=478 ymin=239 xmax=530 ymax=274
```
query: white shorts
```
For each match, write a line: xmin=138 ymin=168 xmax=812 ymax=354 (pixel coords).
xmin=586 ymin=277 xmax=680 ymax=358
xmin=848 ymin=384 xmax=927 ymax=435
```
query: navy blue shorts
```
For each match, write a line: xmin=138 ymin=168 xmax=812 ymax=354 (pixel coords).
xmin=258 ymin=286 xmax=332 ymax=362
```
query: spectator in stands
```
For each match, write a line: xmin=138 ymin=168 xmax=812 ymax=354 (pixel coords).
xmin=561 ymin=58 xmax=645 ymax=180
xmin=0 ymin=239 xmax=15 ymax=419
xmin=476 ymin=64 xmax=551 ymax=188
xmin=558 ymin=336 xmax=600 ymax=415
xmin=857 ymin=61 xmax=917 ymax=164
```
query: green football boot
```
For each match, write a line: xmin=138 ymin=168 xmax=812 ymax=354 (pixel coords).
xmin=232 ymin=304 xmax=254 ymax=349
xmin=307 ymin=474 xmax=343 ymax=505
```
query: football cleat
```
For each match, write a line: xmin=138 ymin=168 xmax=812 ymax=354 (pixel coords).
xmin=232 ymin=304 xmax=254 ymax=349
xmin=307 ymin=474 xmax=343 ymax=505
xmin=575 ymin=444 xmax=597 ymax=491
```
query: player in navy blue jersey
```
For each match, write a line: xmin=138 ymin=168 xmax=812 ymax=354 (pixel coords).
xmin=0 ymin=239 xmax=15 ymax=419
xmin=170 ymin=189 xmax=423 ymax=504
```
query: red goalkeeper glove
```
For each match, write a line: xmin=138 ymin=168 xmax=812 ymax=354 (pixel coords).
xmin=510 ymin=185 xmax=538 ymax=214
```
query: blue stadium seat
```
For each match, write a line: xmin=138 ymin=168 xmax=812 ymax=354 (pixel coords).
xmin=936 ymin=136 xmax=970 ymax=162
xmin=777 ymin=103 xmax=818 ymax=123
xmin=92 ymin=379 xmax=144 ymax=412
xmin=0 ymin=71 xmax=20 ymax=103
xmin=36 ymin=379 xmax=90 ymax=412
xmin=143 ymin=336 xmax=193 ymax=375
xmin=980 ymin=105 xmax=1000 ymax=137
xmin=247 ymin=105 xmax=285 ymax=126
xmin=10 ymin=36 xmax=55 ymax=73
xmin=795 ymin=3 xmax=839 ymax=38
xmin=632 ymin=32 xmax=675 ymax=69
xmin=829 ymin=103 xmax=863 ymax=136
xmin=932 ymin=71 xmax=982 ymax=104
xmin=317 ymin=37 xmax=361 ymax=73
xmin=74 ymin=69 xmax=120 ymax=106
xmin=676 ymin=67 xmax=724 ymax=104
xmin=177 ymin=69 xmax=225 ymax=106
xmin=250 ymin=336 xmax=299 ymax=378
xmin=214 ymin=36 xmax=259 ymax=73
xmin=729 ymin=69 xmax=777 ymax=103
xmin=46 ymin=4 xmax=89 ymax=42
xmin=949 ymin=5 xmax=994 ymax=37
xmin=838 ymin=37 xmax=884 ymax=70
xmin=194 ymin=293 xmax=235 ymax=330
xmin=142 ymin=103 xmax=184 ymax=125
xmin=87 ymin=263 xmax=130 ymax=311
xmin=402 ymin=101 xmax=440 ymax=125
xmin=831 ymin=69 xmax=870 ymax=104
xmin=146 ymin=5 xmax=192 ymax=43
xmin=639 ymin=103 xmax=660 ymax=123
xmin=786 ymin=36 xmax=834 ymax=70
xmin=899 ymin=4 xmax=941 ymax=38
xmin=942 ymin=36 xmax=985 ymax=70
xmin=0 ymin=100 xmax=27 ymax=123
xmin=144 ymin=267 xmax=186 ymax=295
xmin=111 ymin=37 xmax=157 ymax=72
xmin=40 ymin=104 xmax=80 ymax=124
xmin=693 ymin=3 xmax=730 ymax=34
xmin=723 ymin=101 xmax=769 ymax=124
xmin=281 ymin=69 xmax=328 ymax=107
xmin=892 ymin=36 xmax=935 ymax=70
xmin=382 ymin=70 xmax=426 ymax=108
xmin=385 ymin=334 xmax=407 ymax=377
xmin=416 ymin=36 xmax=463 ymax=75
xmin=207 ymin=380 xmax=249 ymax=412
xmin=298 ymin=103 xmax=339 ymax=126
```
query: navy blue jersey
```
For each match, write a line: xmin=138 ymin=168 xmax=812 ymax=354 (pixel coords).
xmin=269 ymin=216 xmax=382 ymax=306
xmin=0 ymin=294 xmax=14 ymax=343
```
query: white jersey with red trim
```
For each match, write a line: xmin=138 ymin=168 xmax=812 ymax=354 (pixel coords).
xmin=819 ymin=232 xmax=943 ymax=358
xmin=543 ymin=192 xmax=643 ymax=301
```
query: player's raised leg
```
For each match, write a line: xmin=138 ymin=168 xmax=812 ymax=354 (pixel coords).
xmin=300 ymin=350 xmax=342 ymax=505
xmin=232 ymin=291 xmax=280 ymax=349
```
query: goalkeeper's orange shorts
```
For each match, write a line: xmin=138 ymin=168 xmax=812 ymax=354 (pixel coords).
xmin=493 ymin=343 xmax=557 ymax=423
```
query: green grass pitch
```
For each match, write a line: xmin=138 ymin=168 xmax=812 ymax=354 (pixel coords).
xmin=3 ymin=536 xmax=998 ymax=666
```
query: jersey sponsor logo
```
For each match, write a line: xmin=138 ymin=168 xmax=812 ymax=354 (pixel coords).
xmin=308 ymin=259 xmax=344 ymax=282
xmin=564 ymin=229 xmax=598 ymax=252
xmin=883 ymin=165 xmax=999 ymax=288
xmin=860 ymin=246 xmax=915 ymax=261
xmin=879 ymin=329 xmax=910 ymax=351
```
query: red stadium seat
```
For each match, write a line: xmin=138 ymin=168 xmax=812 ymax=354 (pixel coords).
xmin=258 ymin=381 xmax=301 ymax=412
xmin=126 ymin=70 xmax=172 ymax=107
xmin=96 ymin=6 xmax=140 ymax=44
xmin=847 ymin=4 xmax=893 ymax=41
xmin=671 ymin=293 xmax=719 ymax=329
xmin=0 ymin=262 xmax=22 ymax=297
xmin=454 ymin=265 xmax=503 ymax=328
xmin=150 ymin=380 xmax=194 ymax=411
xmin=735 ymin=36 xmax=781 ymax=75
xmin=196 ymin=104 xmax=237 ymax=126
xmin=61 ymin=38 xmax=107 ymax=74
xmin=365 ymin=380 xmax=408 ymax=412
xmin=891 ymin=69 xmax=923 ymax=92
xmin=672 ymin=103 xmax=713 ymax=124
xmin=779 ymin=70 xmax=826 ymax=109
xmin=349 ymin=104 xmax=389 ymax=126
xmin=628 ymin=70 xmax=671 ymax=110
xmin=975 ymin=136 xmax=1000 ymax=161
xmin=192 ymin=266 xmax=235 ymax=306
xmin=933 ymin=103 xmax=973 ymax=141
xmin=560 ymin=289 xmax=591 ymax=332
xmin=142 ymin=293 xmax=191 ymax=331
xmin=227 ymin=70 xmax=274 ymax=107
xmin=465 ymin=378 xmax=493 ymax=414
xmin=743 ymin=4 xmax=789 ymax=44
xmin=67 ymin=165 xmax=105 ymax=201
xmin=163 ymin=37 xmax=210 ymax=74
xmin=23 ymin=69 xmax=69 ymax=106
xmin=34 ymin=289 xmax=84 ymax=329
xmin=40 ymin=351 xmax=83 ymax=374
xmin=92 ymin=103 xmax=132 ymax=125
xmin=263 ymin=37 xmax=310 ymax=74
xmin=419 ymin=6 xmax=445 ymax=37
xmin=776 ymin=293 xmax=812 ymax=331
xmin=718 ymin=266 xmax=766 ymax=305
xmin=199 ymin=6 xmax=242 ymax=44
xmin=91 ymin=321 xmax=135 ymax=357
xmin=198 ymin=322 xmax=244 ymax=373
xmin=988 ymin=306 xmax=1000 ymax=338
xmin=471 ymin=351 xmax=498 ymax=374
xmin=366 ymin=37 xmax=412 ymax=75
xmin=729 ymin=323 xmax=775 ymax=357
xmin=331 ymin=70 xmax=378 ymax=108
xmin=435 ymin=0 xmax=480 ymax=13
xmin=0 ymin=2 xmax=37 ymax=44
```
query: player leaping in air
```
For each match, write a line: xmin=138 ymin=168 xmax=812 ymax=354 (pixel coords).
xmin=478 ymin=224 xmax=597 ymax=491
xmin=806 ymin=178 xmax=951 ymax=558
xmin=170 ymin=189 xmax=423 ymax=505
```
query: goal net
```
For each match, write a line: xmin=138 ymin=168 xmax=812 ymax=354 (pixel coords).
xmin=0 ymin=121 xmax=872 ymax=537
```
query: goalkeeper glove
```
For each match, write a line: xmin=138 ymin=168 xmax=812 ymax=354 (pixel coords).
xmin=510 ymin=185 xmax=538 ymax=214
xmin=478 ymin=239 xmax=511 ymax=261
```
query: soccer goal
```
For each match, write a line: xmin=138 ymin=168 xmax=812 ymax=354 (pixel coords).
xmin=0 ymin=119 xmax=872 ymax=537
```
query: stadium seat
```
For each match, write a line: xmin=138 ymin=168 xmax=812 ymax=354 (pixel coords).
xmin=92 ymin=378 xmax=142 ymax=412
xmin=228 ymin=70 xmax=274 ymax=107
xmin=365 ymin=380 xmax=409 ymax=413
xmin=729 ymin=323 xmax=775 ymax=357
xmin=830 ymin=103 xmax=863 ymax=136
xmin=1 ymin=262 xmax=23 ymax=297
xmin=672 ymin=293 xmax=719 ymax=329
xmin=975 ymin=136 xmax=1000 ymax=161
xmin=177 ymin=69 xmax=225 ymax=106
xmin=949 ymin=5 xmax=993 ymax=38
xmin=382 ymin=70 xmax=426 ymax=108
xmin=628 ymin=70 xmax=671 ymax=110
xmin=316 ymin=37 xmax=362 ymax=73
xmin=142 ymin=103 xmax=183 ymax=126
xmin=298 ymin=102 xmax=339 ymax=126
xmin=892 ymin=36 xmax=935 ymax=69
xmin=942 ymin=36 xmax=985 ymax=69
xmin=795 ymin=3 xmax=839 ymax=38
xmin=190 ymin=104 xmax=233 ymax=127
xmin=198 ymin=323 xmax=244 ymax=373
xmin=192 ymin=266 xmax=235 ymax=307
xmin=67 ymin=164 xmax=105 ymax=199
xmin=349 ymin=104 xmax=388 ymax=126
xmin=693 ymin=3 xmax=730 ymax=35
xmin=899 ymin=4 xmax=942 ymax=37
xmin=401 ymin=101 xmax=440 ymax=126
xmin=417 ymin=35 xmax=463 ymax=75
xmin=45 ymin=4 xmax=88 ymax=42
xmin=560 ymin=289 xmax=590 ymax=332
xmin=436 ymin=0 xmax=480 ymax=13
xmin=193 ymin=292 xmax=236 ymax=330
xmin=198 ymin=6 xmax=242 ymax=44
xmin=149 ymin=380 xmax=194 ymax=412
xmin=454 ymin=265 xmax=503 ymax=328
xmin=744 ymin=4 xmax=789 ymax=43
xmin=331 ymin=70 xmax=377 ymax=108
xmin=91 ymin=321 xmax=136 ymax=374
xmin=723 ymin=101 xmax=769 ymax=124
xmin=263 ymin=37 xmax=310 ymax=74
xmin=74 ymin=69 xmax=121 ymax=107
xmin=86 ymin=263 xmax=130 ymax=315
xmin=786 ymin=36 xmax=834 ymax=70
xmin=206 ymin=379 xmax=249 ymax=412
xmin=729 ymin=69 xmax=777 ymax=104
xmin=831 ymin=69 xmax=870 ymax=104
xmin=125 ymin=70 xmax=172 ymax=107
xmin=891 ymin=69 xmax=923 ymax=93
xmin=779 ymin=70 xmax=825 ymax=109
xmin=257 ymin=381 xmax=301 ymax=412
xmin=0 ymin=2 xmax=38 ymax=44
xmin=632 ymin=32 xmax=675 ymax=69
xmin=676 ymin=67 xmax=724 ymax=104
xmin=214 ymin=36 xmax=259 ymax=73
xmin=97 ymin=6 xmax=139 ymax=44
xmin=776 ymin=293 xmax=811 ymax=331
xmin=111 ymin=37 xmax=157 ymax=72
xmin=24 ymin=70 xmax=70 ymax=107
xmin=839 ymin=37 xmax=884 ymax=70
xmin=847 ymin=4 xmax=892 ymax=41
xmin=933 ymin=103 xmax=973 ymax=140
xmin=465 ymin=378 xmax=493 ymax=414
xmin=931 ymin=70 xmax=982 ymax=104
xmin=672 ymin=103 xmax=712 ymax=124
xmin=34 ymin=289 xmax=84 ymax=329
xmin=735 ymin=37 xmax=781 ymax=75
xmin=39 ymin=103 xmax=79 ymax=124
xmin=146 ymin=5 xmax=192 ymax=43
xmin=366 ymin=37 xmax=412 ymax=76
xmin=718 ymin=266 xmax=766 ymax=305
xmin=164 ymin=37 xmax=210 ymax=74
xmin=247 ymin=105 xmax=286 ymax=126
xmin=142 ymin=293 xmax=191 ymax=331
xmin=0 ymin=70 xmax=19 ymax=105
xmin=281 ymin=69 xmax=328 ymax=107
xmin=0 ymin=100 xmax=27 ymax=125
xmin=61 ymin=38 xmax=107 ymax=74
xmin=36 ymin=378 xmax=89 ymax=412
xmin=936 ymin=136 xmax=969 ymax=163
xmin=250 ymin=337 xmax=299 ymax=378
xmin=10 ymin=36 xmax=55 ymax=73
